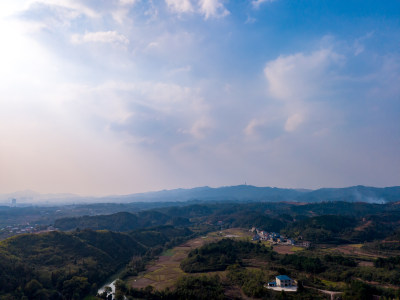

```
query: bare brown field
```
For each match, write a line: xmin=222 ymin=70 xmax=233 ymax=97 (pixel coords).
xmin=242 ymin=258 xmax=269 ymax=268
xmin=128 ymin=228 xmax=252 ymax=291
xmin=358 ymin=261 xmax=374 ymax=267
xmin=354 ymin=220 xmax=373 ymax=231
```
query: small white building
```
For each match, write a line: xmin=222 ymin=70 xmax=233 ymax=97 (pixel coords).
xmin=276 ymin=275 xmax=294 ymax=287
xmin=265 ymin=275 xmax=297 ymax=292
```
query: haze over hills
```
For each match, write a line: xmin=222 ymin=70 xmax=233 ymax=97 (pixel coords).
xmin=1 ymin=185 xmax=399 ymax=205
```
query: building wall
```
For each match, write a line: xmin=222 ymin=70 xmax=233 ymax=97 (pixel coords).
xmin=276 ymin=278 xmax=293 ymax=287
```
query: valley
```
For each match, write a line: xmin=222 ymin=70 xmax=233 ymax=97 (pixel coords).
xmin=1 ymin=196 xmax=400 ymax=299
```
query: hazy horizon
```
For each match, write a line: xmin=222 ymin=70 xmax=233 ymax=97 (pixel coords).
xmin=1 ymin=1 xmax=399 ymax=195
xmin=2 ymin=184 xmax=400 ymax=201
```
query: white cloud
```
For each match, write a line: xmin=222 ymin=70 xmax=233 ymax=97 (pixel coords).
xmin=120 ymin=0 xmax=139 ymax=5
xmin=28 ymin=0 xmax=99 ymax=19
xmin=113 ymin=0 xmax=139 ymax=24
xmin=264 ymin=49 xmax=343 ymax=102
xmin=166 ymin=0 xmax=194 ymax=13
xmin=165 ymin=0 xmax=229 ymax=19
xmin=168 ymin=65 xmax=192 ymax=76
xmin=24 ymin=0 xmax=139 ymax=27
xmin=199 ymin=0 xmax=229 ymax=19
xmin=263 ymin=48 xmax=344 ymax=132
xmin=70 ymin=81 xmax=212 ymax=146
xmin=71 ymin=31 xmax=129 ymax=45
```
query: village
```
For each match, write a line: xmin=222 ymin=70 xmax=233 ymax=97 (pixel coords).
xmin=0 ymin=223 xmax=56 ymax=240
xmin=248 ymin=227 xmax=313 ymax=293
xmin=250 ymin=227 xmax=311 ymax=248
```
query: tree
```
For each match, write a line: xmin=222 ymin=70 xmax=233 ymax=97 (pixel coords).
xmin=24 ymin=279 xmax=43 ymax=298
xmin=62 ymin=276 xmax=90 ymax=299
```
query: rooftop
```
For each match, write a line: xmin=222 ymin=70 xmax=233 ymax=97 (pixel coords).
xmin=276 ymin=275 xmax=291 ymax=280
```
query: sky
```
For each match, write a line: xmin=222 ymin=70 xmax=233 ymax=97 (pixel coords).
xmin=0 ymin=0 xmax=399 ymax=196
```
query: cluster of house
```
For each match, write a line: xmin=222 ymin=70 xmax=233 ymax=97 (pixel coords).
xmin=0 ymin=224 xmax=56 ymax=240
xmin=250 ymin=227 xmax=311 ymax=248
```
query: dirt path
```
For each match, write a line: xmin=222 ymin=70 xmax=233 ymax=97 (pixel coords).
xmin=305 ymin=286 xmax=343 ymax=300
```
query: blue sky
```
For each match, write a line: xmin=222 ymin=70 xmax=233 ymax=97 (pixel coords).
xmin=0 ymin=0 xmax=399 ymax=195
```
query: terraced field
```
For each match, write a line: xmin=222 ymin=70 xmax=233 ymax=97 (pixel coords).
xmin=127 ymin=228 xmax=251 ymax=290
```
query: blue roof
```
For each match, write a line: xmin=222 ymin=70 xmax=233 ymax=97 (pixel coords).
xmin=276 ymin=275 xmax=291 ymax=280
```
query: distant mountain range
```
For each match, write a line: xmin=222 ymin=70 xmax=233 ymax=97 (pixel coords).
xmin=1 ymin=185 xmax=399 ymax=205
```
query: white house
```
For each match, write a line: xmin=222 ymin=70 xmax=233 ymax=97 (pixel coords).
xmin=276 ymin=275 xmax=294 ymax=287
xmin=265 ymin=275 xmax=297 ymax=292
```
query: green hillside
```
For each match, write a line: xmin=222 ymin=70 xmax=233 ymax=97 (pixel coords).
xmin=54 ymin=211 xmax=190 ymax=231
xmin=0 ymin=225 xmax=193 ymax=299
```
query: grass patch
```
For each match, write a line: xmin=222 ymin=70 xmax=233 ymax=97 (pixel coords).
xmin=320 ymin=279 xmax=346 ymax=290
xmin=290 ymin=246 xmax=304 ymax=252
xmin=261 ymin=241 xmax=272 ymax=246
xmin=144 ymin=265 xmax=185 ymax=282
xmin=350 ymin=244 xmax=363 ymax=248
xmin=161 ymin=249 xmax=175 ymax=256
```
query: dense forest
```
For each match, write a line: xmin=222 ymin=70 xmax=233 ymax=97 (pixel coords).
xmin=49 ymin=201 xmax=400 ymax=244
xmin=54 ymin=211 xmax=190 ymax=231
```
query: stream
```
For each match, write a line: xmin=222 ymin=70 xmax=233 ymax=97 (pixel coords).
xmin=97 ymin=279 xmax=117 ymax=299
xmin=97 ymin=268 xmax=125 ymax=299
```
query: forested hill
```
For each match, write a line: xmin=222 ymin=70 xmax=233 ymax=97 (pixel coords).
xmin=104 ymin=185 xmax=400 ymax=204
xmin=0 ymin=230 xmax=145 ymax=299
xmin=296 ymin=186 xmax=400 ymax=203
xmin=54 ymin=201 xmax=400 ymax=244
xmin=0 ymin=225 xmax=193 ymax=299
xmin=104 ymin=185 xmax=303 ymax=203
xmin=55 ymin=211 xmax=190 ymax=231
xmin=2 ymin=185 xmax=399 ymax=205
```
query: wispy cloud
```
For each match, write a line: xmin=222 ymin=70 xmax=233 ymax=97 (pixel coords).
xmin=264 ymin=48 xmax=344 ymax=102
xmin=263 ymin=48 xmax=343 ymax=132
xmin=166 ymin=0 xmax=194 ymax=13
xmin=27 ymin=0 xmax=100 ymax=19
xmin=251 ymin=0 xmax=277 ymax=9
xmin=164 ymin=0 xmax=230 ymax=19
xmin=119 ymin=0 xmax=139 ymax=5
xmin=74 ymin=81 xmax=213 ymax=149
xmin=199 ymin=0 xmax=230 ymax=19
xmin=353 ymin=32 xmax=374 ymax=56
xmin=70 ymin=31 xmax=129 ymax=45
